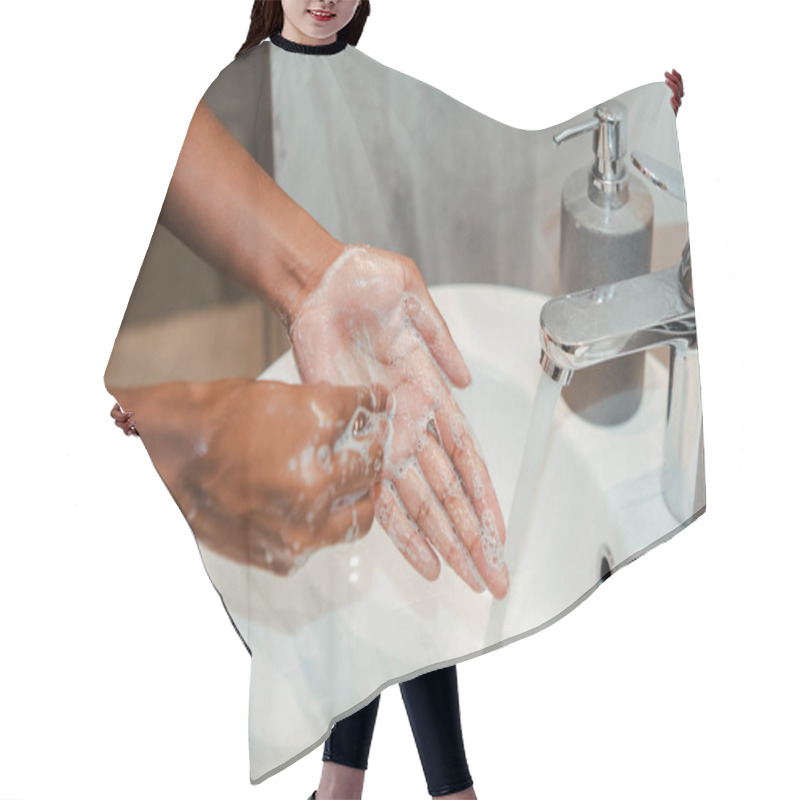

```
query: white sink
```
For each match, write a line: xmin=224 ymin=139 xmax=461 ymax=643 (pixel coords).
xmin=198 ymin=284 xmax=683 ymax=780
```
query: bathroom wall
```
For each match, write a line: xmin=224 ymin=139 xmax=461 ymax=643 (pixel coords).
xmin=105 ymin=48 xmax=687 ymax=390
xmin=271 ymin=51 xmax=687 ymax=298
xmin=104 ymin=43 xmax=288 ymax=390
xmin=103 ymin=220 xmax=288 ymax=389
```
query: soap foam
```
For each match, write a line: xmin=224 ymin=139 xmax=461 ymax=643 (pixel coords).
xmin=344 ymin=506 xmax=360 ymax=543
xmin=289 ymin=245 xmax=502 ymax=586
xmin=330 ymin=487 xmax=369 ymax=513
xmin=299 ymin=445 xmax=316 ymax=484
xmin=479 ymin=510 xmax=504 ymax=572
xmin=316 ymin=443 xmax=332 ymax=473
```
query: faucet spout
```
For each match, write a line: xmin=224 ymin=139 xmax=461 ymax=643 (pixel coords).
xmin=539 ymin=246 xmax=704 ymax=523
xmin=539 ymin=263 xmax=696 ymax=387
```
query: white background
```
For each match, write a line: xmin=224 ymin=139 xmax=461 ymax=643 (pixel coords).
xmin=2 ymin=1 xmax=797 ymax=798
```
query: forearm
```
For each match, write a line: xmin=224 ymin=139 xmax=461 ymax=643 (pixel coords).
xmin=159 ymin=99 xmax=344 ymax=323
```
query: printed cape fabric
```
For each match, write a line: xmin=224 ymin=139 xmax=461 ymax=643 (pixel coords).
xmin=105 ymin=38 xmax=704 ymax=783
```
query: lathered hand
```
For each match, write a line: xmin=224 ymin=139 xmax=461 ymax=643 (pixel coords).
xmin=289 ymin=245 xmax=509 ymax=599
xmin=114 ymin=378 xmax=391 ymax=575
xmin=183 ymin=379 xmax=390 ymax=574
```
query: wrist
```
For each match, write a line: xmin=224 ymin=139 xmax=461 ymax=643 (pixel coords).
xmin=267 ymin=235 xmax=346 ymax=328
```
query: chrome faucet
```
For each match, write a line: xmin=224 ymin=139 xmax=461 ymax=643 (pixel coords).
xmin=539 ymin=152 xmax=705 ymax=524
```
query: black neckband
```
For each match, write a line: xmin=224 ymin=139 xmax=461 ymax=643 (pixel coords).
xmin=270 ymin=32 xmax=347 ymax=56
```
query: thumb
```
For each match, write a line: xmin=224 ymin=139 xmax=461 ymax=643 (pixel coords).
xmin=330 ymin=383 xmax=392 ymax=497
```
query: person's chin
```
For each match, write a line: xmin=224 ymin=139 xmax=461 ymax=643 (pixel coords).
xmin=300 ymin=26 xmax=337 ymax=43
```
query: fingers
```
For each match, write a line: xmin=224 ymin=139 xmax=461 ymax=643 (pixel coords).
xmin=315 ymin=496 xmax=376 ymax=548
xmin=374 ymin=484 xmax=441 ymax=581
xmin=328 ymin=382 xmax=392 ymax=497
xmin=110 ymin=403 xmax=139 ymax=436
xmin=111 ymin=402 xmax=129 ymax=424
xmin=402 ymin=273 xmax=472 ymax=390
xmin=327 ymin=381 xmax=391 ymax=440
xmin=416 ymin=429 xmax=509 ymax=599
xmin=433 ymin=387 xmax=506 ymax=544
xmin=332 ymin=427 xmax=387 ymax=497
xmin=340 ymin=382 xmax=391 ymax=419
xmin=391 ymin=464 xmax=485 ymax=594
xmin=665 ymin=78 xmax=682 ymax=97
xmin=665 ymin=69 xmax=683 ymax=115
xmin=189 ymin=492 xmax=375 ymax=573
xmin=665 ymin=80 xmax=681 ymax=97
xmin=375 ymin=342 xmax=506 ymax=595
xmin=426 ymin=389 xmax=508 ymax=597
xmin=664 ymin=69 xmax=682 ymax=88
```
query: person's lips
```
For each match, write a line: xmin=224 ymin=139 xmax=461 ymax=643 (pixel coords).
xmin=307 ymin=9 xmax=335 ymax=21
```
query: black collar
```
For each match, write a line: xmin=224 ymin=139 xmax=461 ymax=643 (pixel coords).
xmin=270 ymin=32 xmax=347 ymax=56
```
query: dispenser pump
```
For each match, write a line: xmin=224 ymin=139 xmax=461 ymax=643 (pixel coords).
xmin=553 ymin=101 xmax=629 ymax=209
xmin=552 ymin=97 xmax=653 ymax=425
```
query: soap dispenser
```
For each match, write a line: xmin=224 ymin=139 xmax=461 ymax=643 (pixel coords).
xmin=553 ymin=101 xmax=654 ymax=425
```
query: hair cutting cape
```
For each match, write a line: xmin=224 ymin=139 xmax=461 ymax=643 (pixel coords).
xmin=105 ymin=37 xmax=703 ymax=783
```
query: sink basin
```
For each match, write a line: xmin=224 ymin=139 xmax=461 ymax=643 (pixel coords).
xmin=198 ymin=284 xmax=683 ymax=780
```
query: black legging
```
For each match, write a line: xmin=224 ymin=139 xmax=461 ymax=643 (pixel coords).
xmin=323 ymin=665 xmax=473 ymax=797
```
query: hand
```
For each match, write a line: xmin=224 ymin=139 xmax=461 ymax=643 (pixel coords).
xmin=110 ymin=402 xmax=139 ymax=436
xmin=665 ymin=69 xmax=684 ymax=115
xmin=151 ymin=379 xmax=390 ymax=575
xmin=289 ymin=245 xmax=509 ymax=599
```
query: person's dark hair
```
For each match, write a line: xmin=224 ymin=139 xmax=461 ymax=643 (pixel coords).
xmin=237 ymin=1 xmax=371 ymax=58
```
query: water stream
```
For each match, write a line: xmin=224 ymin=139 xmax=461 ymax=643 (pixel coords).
xmin=486 ymin=373 xmax=563 ymax=643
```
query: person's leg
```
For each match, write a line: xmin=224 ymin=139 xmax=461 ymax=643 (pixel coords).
xmin=400 ymin=665 xmax=476 ymax=799
xmin=315 ymin=694 xmax=381 ymax=800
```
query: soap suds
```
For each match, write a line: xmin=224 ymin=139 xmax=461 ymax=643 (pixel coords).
xmin=288 ymin=244 xmax=503 ymax=587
